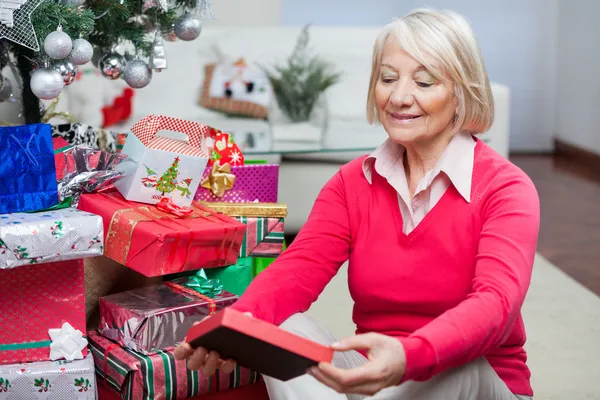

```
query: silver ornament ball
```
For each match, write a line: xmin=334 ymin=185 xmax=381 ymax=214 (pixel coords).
xmin=99 ymin=53 xmax=126 ymax=80
xmin=0 ymin=76 xmax=14 ymax=103
xmin=44 ymin=28 xmax=73 ymax=60
xmin=124 ymin=60 xmax=152 ymax=88
xmin=70 ymin=38 xmax=93 ymax=65
xmin=174 ymin=14 xmax=202 ymax=41
xmin=30 ymin=68 xmax=64 ymax=100
xmin=53 ymin=60 xmax=78 ymax=86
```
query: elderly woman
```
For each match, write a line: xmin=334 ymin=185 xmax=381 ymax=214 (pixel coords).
xmin=176 ymin=8 xmax=538 ymax=400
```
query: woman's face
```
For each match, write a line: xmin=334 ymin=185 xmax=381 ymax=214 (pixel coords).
xmin=375 ymin=37 xmax=457 ymax=145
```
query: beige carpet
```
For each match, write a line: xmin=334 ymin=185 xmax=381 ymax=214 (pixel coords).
xmin=306 ymin=254 xmax=600 ymax=399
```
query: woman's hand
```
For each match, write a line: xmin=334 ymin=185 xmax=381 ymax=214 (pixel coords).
xmin=174 ymin=312 xmax=253 ymax=376
xmin=308 ymin=332 xmax=406 ymax=396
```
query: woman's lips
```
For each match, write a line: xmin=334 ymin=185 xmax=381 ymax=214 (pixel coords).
xmin=389 ymin=113 xmax=422 ymax=123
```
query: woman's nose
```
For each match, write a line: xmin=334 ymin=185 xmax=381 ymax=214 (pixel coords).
xmin=389 ymin=81 xmax=414 ymax=107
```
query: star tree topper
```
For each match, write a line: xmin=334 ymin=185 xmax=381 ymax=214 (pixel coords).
xmin=0 ymin=0 xmax=44 ymax=51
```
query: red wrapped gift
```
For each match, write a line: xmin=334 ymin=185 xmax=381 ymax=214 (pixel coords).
xmin=78 ymin=190 xmax=246 ymax=277
xmin=0 ymin=260 xmax=87 ymax=365
xmin=89 ymin=331 xmax=262 ymax=400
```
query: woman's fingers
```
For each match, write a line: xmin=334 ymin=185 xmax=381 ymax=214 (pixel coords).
xmin=220 ymin=359 xmax=236 ymax=374
xmin=201 ymin=350 xmax=221 ymax=376
xmin=174 ymin=342 xmax=194 ymax=361
xmin=187 ymin=347 xmax=208 ymax=370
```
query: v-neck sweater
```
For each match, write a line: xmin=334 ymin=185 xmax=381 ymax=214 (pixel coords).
xmin=231 ymin=140 xmax=540 ymax=396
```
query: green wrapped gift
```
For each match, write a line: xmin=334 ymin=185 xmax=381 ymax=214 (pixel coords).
xmin=204 ymin=258 xmax=254 ymax=296
xmin=253 ymin=240 xmax=287 ymax=277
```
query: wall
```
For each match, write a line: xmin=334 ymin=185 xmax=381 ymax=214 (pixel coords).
xmin=555 ymin=0 xmax=600 ymax=154
xmin=209 ymin=0 xmax=281 ymax=26
xmin=282 ymin=0 xmax=558 ymax=152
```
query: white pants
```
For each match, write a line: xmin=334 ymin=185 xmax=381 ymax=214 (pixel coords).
xmin=264 ymin=314 xmax=533 ymax=400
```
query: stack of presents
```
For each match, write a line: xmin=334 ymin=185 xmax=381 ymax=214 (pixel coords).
xmin=0 ymin=115 xmax=284 ymax=399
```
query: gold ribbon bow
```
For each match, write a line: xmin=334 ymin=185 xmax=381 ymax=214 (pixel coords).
xmin=201 ymin=162 xmax=235 ymax=197
xmin=41 ymin=95 xmax=77 ymax=124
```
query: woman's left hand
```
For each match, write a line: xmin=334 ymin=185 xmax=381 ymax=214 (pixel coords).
xmin=308 ymin=332 xmax=407 ymax=396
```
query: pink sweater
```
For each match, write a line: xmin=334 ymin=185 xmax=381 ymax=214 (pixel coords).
xmin=231 ymin=141 xmax=540 ymax=396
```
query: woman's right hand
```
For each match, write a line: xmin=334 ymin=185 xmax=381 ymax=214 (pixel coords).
xmin=174 ymin=312 xmax=253 ymax=376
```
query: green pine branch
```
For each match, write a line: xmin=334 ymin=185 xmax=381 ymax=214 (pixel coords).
xmin=31 ymin=3 xmax=95 ymax=52
xmin=262 ymin=25 xmax=342 ymax=123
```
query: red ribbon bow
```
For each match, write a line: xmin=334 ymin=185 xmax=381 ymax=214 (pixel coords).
xmin=155 ymin=197 xmax=194 ymax=217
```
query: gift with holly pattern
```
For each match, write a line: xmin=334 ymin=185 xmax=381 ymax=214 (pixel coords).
xmin=98 ymin=271 xmax=238 ymax=355
xmin=0 ymin=208 xmax=103 ymax=269
xmin=0 ymin=260 xmax=87 ymax=365
xmin=0 ymin=353 xmax=96 ymax=399
xmin=195 ymin=130 xmax=279 ymax=203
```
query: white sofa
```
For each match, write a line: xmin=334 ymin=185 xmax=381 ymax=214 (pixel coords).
xmin=55 ymin=26 xmax=510 ymax=233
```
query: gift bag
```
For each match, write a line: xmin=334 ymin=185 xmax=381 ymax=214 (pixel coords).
xmin=114 ymin=115 xmax=212 ymax=207
xmin=0 ymin=124 xmax=59 ymax=214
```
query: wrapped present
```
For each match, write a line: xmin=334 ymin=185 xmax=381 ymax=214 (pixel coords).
xmin=88 ymin=331 xmax=262 ymax=400
xmin=208 ymin=131 xmax=244 ymax=167
xmin=196 ymin=162 xmax=279 ymax=203
xmin=78 ymin=190 xmax=246 ymax=277
xmin=204 ymin=258 xmax=253 ymax=296
xmin=114 ymin=115 xmax=213 ymax=207
xmin=51 ymin=122 xmax=121 ymax=153
xmin=57 ymin=146 xmax=127 ymax=206
xmin=0 ymin=260 xmax=86 ymax=365
xmin=99 ymin=273 xmax=238 ymax=354
xmin=0 ymin=123 xmax=59 ymax=214
xmin=0 ymin=208 xmax=103 ymax=269
xmin=237 ymin=216 xmax=285 ymax=258
xmin=200 ymin=202 xmax=287 ymax=258
xmin=0 ymin=353 xmax=96 ymax=399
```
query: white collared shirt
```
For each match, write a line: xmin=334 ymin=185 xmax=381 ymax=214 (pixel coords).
xmin=362 ymin=132 xmax=476 ymax=234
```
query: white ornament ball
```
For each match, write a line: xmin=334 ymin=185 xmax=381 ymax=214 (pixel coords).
xmin=30 ymin=68 xmax=64 ymax=100
xmin=44 ymin=28 xmax=73 ymax=60
xmin=70 ymin=38 xmax=93 ymax=65
xmin=174 ymin=14 xmax=202 ymax=41
xmin=124 ymin=60 xmax=152 ymax=88
xmin=99 ymin=53 xmax=126 ymax=80
xmin=53 ymin=59 xmax=77 ymax=86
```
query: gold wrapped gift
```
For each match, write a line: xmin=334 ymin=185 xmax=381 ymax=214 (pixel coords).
xmin=200 ymin=202 xmax=288 ymax=218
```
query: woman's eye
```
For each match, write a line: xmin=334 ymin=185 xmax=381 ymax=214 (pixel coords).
xmin=416 ymin=82 xmax=433 ymax=88
xmin=381 ymin=77 xmax=396 ymax=83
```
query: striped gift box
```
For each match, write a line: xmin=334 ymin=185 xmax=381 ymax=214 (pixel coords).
xmin=236 ymin=217 xmax=284 ymax=258
xmin=88 ymin=331 xmax=261 ymax=400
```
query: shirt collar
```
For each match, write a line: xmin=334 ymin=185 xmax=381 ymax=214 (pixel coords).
xmin=362 ymin=132 xmax=476 ymax=202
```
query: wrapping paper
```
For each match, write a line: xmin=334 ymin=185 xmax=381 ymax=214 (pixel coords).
xmin=88 ymin=331 xmax=262 ymax=400
xmin=0 ymin=260 xmax=87 ymax=365
xmin=204 ymin=258 xmax=253 ymax=296
xmin=0 ymin=123 xmax=59 ymax=214
xmin=98 ymin=277 xmax=238 ymax=354
xmin=52 ymin=122 xmax=121 ymax=153
xmin=57 ymin=146 xmax=127 ymax=206
xmin=0 ymin=208 xmax=103 ymax=269
xmin=77 ymin=190 xmax=246 ymax=277
xmin=237 ymin=216 xmax=285 ymax=258
xmin=201 ymin=202 xmax=288 ymax=218
xmin=195 ymin=164 xmax=279 ymax=203
xmin=0 ymin=353 xmax=96 ymax=399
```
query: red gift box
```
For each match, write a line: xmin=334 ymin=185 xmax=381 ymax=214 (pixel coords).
xmin=78 ymin=190 xmax=246 ymax=277
xmin=187 ymin=308 xmax=334 ymax=381
xmin=0 ymin=260 xmax=86 ymax=365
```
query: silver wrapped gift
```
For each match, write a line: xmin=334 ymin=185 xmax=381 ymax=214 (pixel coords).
xmin=0 ymin=208 xmax=103 ymax=269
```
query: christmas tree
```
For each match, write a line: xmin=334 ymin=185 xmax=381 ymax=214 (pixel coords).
xmin=0 ymin=0 xmax=215 ymax=123
xmin=155 ymin=156 xmax=179 ymax=195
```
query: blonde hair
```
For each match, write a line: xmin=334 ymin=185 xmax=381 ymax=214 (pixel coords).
xmin=366 ymin=8 xmax=494 ymax=134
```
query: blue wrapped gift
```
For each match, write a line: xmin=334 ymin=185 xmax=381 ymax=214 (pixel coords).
xmin=0 ymin=124 xmax=59 ymax=214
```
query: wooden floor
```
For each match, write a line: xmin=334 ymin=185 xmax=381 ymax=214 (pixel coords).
xmin=511 ymin=154 xmax=600 ymax=296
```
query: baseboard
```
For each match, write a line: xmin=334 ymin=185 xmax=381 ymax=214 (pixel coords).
xmin=554 ymin=138 xmax=600 ymax=170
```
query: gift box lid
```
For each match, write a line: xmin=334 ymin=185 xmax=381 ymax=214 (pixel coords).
xmin=186 ymin=308 xmax=334 ymax=381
